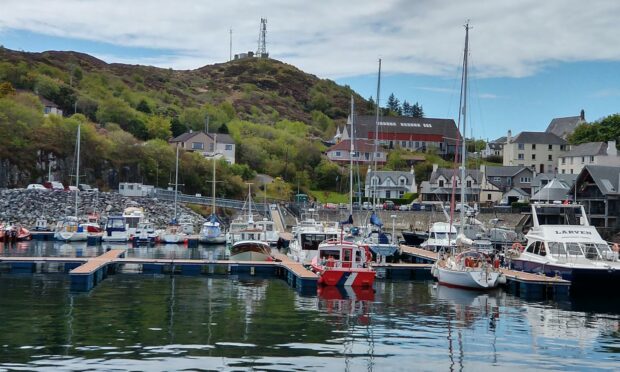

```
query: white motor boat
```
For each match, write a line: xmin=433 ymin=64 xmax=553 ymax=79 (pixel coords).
xmin=288 ymin=209 xmax=340 ymax=264
xmin=229 ymin=240 xmax=272 ymax=261
xmin=102 ymin=215 xmax=129 ymax=242
xmin=122 ymin=207 xmax=145 ymax=238
xmin=133 ymin=221 xmax=158 ymax=245
xmin=200 ymin=215 xmax=226 ymax=244
xmin=255 ymin=218 xmax=279 ymax=246
xmin=420 ymin=222 xmax=457 ymax=252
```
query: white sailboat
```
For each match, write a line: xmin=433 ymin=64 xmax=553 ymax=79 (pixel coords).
xmin=432 ymin=22 xmax=503 ymax=290
xmin=200 ymin=134 xmax=226 ymax=244
xmin=54 ymin=123 xmax=88 ymax=242
xmin=160 ymin=144 xmax=187 ymax=244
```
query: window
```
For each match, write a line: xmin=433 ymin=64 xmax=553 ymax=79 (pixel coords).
xmin=399 ymin=178 xmax=406 ymax=186
xmin=493 ymin=177 xmax=501 ymax=182
xmin=487 ymin=194 xmax=492 ymax=200
xmin=335 ymin=151 xmax=341 ymax=157
xmin=548 ymin=154 xmax=552 ymax=161
xmin=562 ymin=169 xmax=565 ymax=174
xmin=561 ymin=158 xmax=565 ymax=164
xmin=518 ymin=143 xmax=525 ymax=150
xmin=590 ymin=156 xmax=594 ymax=162
xmin=518 ymin=153 xmax=524 ymax=160
xmin=520 ymin=177 xmax=531 ymax=183
xmin=225 ymin=144 xmax=233 ymax=150
xmin=439 ymin=180 xmax=445 ymax=187
xmin=532 ymin=144 xmax=536 ymax=150
xmin=581 ymin=156 xmax=585 ymax=164
xmin=399 ymin=191 xmax=404 ymax=197
xmin=466 ymin=180 xmax=472 ymax=188
xmin=401 ymin=141 xmax=407 ymax=147
xmin=548 ymin=144 xmax=553 ymax=150
xmin=386 ymin=190 xmax=391 ymax=198
xmin=532 ymin=154 xmax=536 ymax=160
xmin=560 ymin=145 xmax=567 ymax=151
xmin=192 ymin=142 xmax=204 ymax=150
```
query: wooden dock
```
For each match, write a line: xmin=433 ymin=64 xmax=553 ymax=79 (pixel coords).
xmin=69 ymin=249 xmax=126 ymax=290
xmin=399 ymin=244 xmax=439 ymax=263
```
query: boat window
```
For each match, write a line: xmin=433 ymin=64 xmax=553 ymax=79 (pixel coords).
xmin=356 ymin=250 xmax=362 ymax=262
xmin=108 ymin=219 xmax=125 ymax=229
xmin=526 ymin=243 xmax=536 ymax=254
xmin=582 ymin=243 xmax=600 ymax=259
xmin=320 ymin=249 xmax=340 ymax=260
xmin=126 ymin=217 xmax=140 ymax=229
xmin=343 ymin=249 xmax=352 ymax=262
xmin=547 ymin=242 xmax=566 ymax=256
xmin=565 ymin=242 xmax=584 ymax=256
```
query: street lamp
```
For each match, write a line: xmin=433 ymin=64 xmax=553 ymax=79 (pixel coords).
xmin=391 ymin=214 xmax=397 ymax=245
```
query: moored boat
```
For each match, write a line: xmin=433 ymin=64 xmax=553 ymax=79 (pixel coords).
xmin=199 ymin=214 xmax=226 ymax=244
xmin=102 ymin=215 xmax=129 ymax=242
xmin=0 ymin=223 xmax=32 ymax=242
xmin=433 ymin=250 xmax=503 ymax=290
xmin=229 ymin=240 xmax=272 ymax=261
xmin=54 ymin=216 xmax=88 ymax=241
xmin=310 ymin=240 xmax=375 ymax=287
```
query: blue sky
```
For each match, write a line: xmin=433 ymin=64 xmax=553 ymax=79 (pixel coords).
xmin=1 ymin=0 xmax=619 ymax=140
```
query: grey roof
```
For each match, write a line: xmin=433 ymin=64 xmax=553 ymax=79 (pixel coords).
xmin=170 ymin=131 xmax=201 ymax=142
xmin=211 ymin=133 xmax=235 ymax=144
xmin=493 ymin=136 xmax=507 ymax=143
xmin=531 ymin=178 xmax=570 ymax=201
xmin=488 ymin=142 xmax=504 ymax=150
xmin=532 ymin=173 xmax=578 ymax=187
xmin=352 ymin=115 xmax=461 ymax=142
xmin=560 ymin=142 xmax=606 ymax=157
xmin=504 ymin=188 xmax=530 ymax=197
xmin=366 ymin=171 xmax=414 ymax=186
xmin=485 ymin=166 xmax=531 ymax=178
xmin=546 ymin=116 xmax=584 ymax=138
xmin=576 ymin=165 xmax=620 ymax=195
xmin=511 ymin=131 xmax=567 ymax=145
xmin=430 ymin=167 xmax=482 ymax=183
xmin=169 ymin=132 xmax=235 ymax=145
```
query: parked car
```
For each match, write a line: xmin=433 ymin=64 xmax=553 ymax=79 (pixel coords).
xmin=323 ymin=203 xmax=337 ymax=209
xmin=383 ymin=201 xmax=396 ymax=210
xmin=43 ymin=181 xmax=64 ymax=191
xmin=362 ymin=202 xmax=372 ymax=210
xmin=26 ymin=183 xmax=48 ymax=191
xmin=352 ymin=202 xmax=361 ymax=210
xmin=66 ymin=185 xmax=79 ymax=192
xmin=398 ymin=203 xmax=410 ymax=211
xmin=338 ymin=203 xmax=347 ymax=209
xmin=79 ymin=184 xmax=94 ymax=192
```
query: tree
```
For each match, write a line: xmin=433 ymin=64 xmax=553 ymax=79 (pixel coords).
xmin=217 ymin=122 xmax=229 ymax=134
xmin=569 ymin=114 xmax=620 ymax=145
xmin=136 ymin=99 xmax=152 ymax=114
xmin=402 ymin=100 xmax=412 ymax=117
xmin=313 ymin=159 xmax=342 ymax=190
xmin=0 ymin=82 xmax=15 ymax=97
xmin=411 ymin=102 xmax=424 ymax=118
xmin=145 ymin=115 xmax=172 ymax=140
xmin=386 ymin=93 xmax=400 ymax=115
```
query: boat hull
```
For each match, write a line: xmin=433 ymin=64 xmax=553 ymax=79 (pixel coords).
xmin=435 ymin=266 xmax=501 ymax=290
xmin=54 ymin=231 xmax=88 ymax=242
xmin=511 ymin=258 xmax=620 ymax=293
xmin=313 ymin=266 xmax=375 ymax=287
xmin=229 ymin=241 xmax=272 ymax=262
xmin=401 ymin=231 xmax=428 ymax=246
xmin=199 ymin=235 xmax=226 ymax=244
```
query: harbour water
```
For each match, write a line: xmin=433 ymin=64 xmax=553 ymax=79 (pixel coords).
xmin=0 ymin=241 xmax=619 ymax=371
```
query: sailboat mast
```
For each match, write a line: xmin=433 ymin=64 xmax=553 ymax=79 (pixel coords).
xmin=459 ymin=22 xmax=470 ymax=234
xmin=212 ymin=134 xmax=217 ymax=215
xmin=74 ymin=123 xmax=81 ymax=218
xmin=349 ymin=95 xmax=354 ymax=216
xmin=174 ymin=144 xmax=179 ymax=221
xmin=372 ymin=58 xmax=382 ymax=209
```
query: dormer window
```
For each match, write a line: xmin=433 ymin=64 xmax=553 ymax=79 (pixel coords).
xmin=439 ymin=180 xmax=445 ymax=187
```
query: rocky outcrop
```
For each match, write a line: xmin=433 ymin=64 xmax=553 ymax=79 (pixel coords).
xmin=0 ymin=189 xmax=204 ymax=230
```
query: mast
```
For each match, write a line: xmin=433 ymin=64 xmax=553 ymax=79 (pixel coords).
xmin=372 ymin=59 xmax=382 ymax=209
xmin=459 ymin=22 xmax=470 ymax=235
xmin=174 ymin=144 xmax=179 ymax=222
xmin=247 ymin=183 xmax=253 ymax=224
xmin=349 ymin=95 xmax=354 ymax=216
xmin=74 ymin=123 xmax=81 ymax=218
xmin=212 ymin=134 xmax=217 ymax=215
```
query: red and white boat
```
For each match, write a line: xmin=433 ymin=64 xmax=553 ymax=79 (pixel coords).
xmin=310 ymin=240 xmax=375 ymax=287
xmin=0 ymin=224 xmax=32 ymax=242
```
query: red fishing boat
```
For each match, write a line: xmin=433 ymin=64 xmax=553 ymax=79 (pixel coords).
xmin=310 ymin=240 xmax=375 ymax=287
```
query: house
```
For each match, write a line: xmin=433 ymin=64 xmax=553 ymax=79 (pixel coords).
xmin=326 ymin=139 xmax=386 ymax=164
xmin=500 ymin=188 xmax=530 ymax=205
xmin=119 ymin=182 xmax=155 ymax=197
xmin=169 ymin=131 xmax=236 ymax=164
xmin=480 ymin=136 xmax=505 ymax=159
xmin=570 ymin=165 xmax=620 ymax=230
xmin=419 ymin=164 xmax=481 ymax=203
xmin=502 ymin=130 xmax=568 ymax=173
xmin=365 ymin=169 xmax=417 ymax=201
xmin=479 ymin=165 xmax=533 ymax=204
xmin=545 ymin=110 xmax=586 ymax=139
xmin=340 ymin=115 xmax=461 ymax=156
xmin=557 ymin=140 xmax=620 ymax=175
xmin=40 ymin=97 xmax=63 ymax=116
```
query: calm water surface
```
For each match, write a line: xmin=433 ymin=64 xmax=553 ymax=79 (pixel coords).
xmin=0 ymin=241 xmax=619 ymax=371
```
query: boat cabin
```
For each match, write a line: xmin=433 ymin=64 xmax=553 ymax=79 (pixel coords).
xmin=301 ymin=232 xmax=339 ymax=251
xmin=317 ymin=242 xmax=368 ymax=269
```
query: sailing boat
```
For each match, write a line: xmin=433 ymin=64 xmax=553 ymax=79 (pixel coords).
xmin=310 ymin=95 xmax=376 ymax=287
xmin=200 ymin=135 xmax=226 ymax=244
xmin=228 ymin=184 xmax=272 ymax=261
xmin=54 ymin=123 xmax=88 ymax=241
xmin=432 ymin=22 xmax=503 ymax=289
xmin=159 ymin=144 xmax=187 ymax=244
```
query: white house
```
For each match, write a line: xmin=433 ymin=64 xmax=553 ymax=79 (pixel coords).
xmin=119 ymin=183 xmax=155 ymax=197
xmin=557 ymin=141 xmax=620 ymax=175
xmin=365 ymin=168 xmax=417 ymax=200
xmin=502 ymin=130 xmax=568 ymax=174
xmin=169 ymin=131 xmax=236 ymax=164
xmin=326 ymin=139 xmax=386 ymax=164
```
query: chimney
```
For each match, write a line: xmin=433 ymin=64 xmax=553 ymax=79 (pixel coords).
xmin=607 ymin=140 xmax=617 ymax=157
xmin=580 ymin=109 xmax=585 ymax=121
xmin=507 ymin=130 xmax=512 ymax=143
xmin=410 ymin=165 xmax=414 ymax=174
xmin=432 ymin=163 xmax=438 ymax=173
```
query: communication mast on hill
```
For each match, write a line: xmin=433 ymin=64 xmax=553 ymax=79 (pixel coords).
xmin=256 ymin=18 xmax=269 ymax=58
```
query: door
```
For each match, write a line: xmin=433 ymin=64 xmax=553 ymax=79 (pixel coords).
xmin=342 ymin=248 xmax=352 ymax=268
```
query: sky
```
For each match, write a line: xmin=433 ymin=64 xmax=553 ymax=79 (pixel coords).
xmin=1 ymin=0 xmax=619 ymax=140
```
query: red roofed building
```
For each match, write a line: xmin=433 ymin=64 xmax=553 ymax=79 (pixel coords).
xmin=326 ymin=139 xmax=387 ymax=164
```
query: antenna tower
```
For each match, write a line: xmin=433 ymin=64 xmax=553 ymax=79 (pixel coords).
xmin=257 ymin=18 xmax=268 ymax=58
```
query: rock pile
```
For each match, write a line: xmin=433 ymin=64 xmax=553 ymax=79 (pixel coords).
xmin=0 ymin=189 xmax=204 ymax=230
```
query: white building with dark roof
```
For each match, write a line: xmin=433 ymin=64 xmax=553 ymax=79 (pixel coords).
xmin=557 ymin=140 xmax=620 ymax=175
xmin=502 ymin=130 xmax=568 ymax=173
xmin=340 ymin=115 xmax=461 ymax=155
xmin=169 ymin=131 xmax=236 ymax=164
xmin=365 ymin=169 xmax=417 ymax=200
xmin=419 ymin=164 xmax=481 ymax=203
xmin=326 ymin=139 xmax=386 ymax=164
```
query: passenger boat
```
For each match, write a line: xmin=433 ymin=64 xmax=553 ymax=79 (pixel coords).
xmin=510 ymin=203 xmax=620 ymax=292
xmin=0 ymin=223 xmax=32 ymax=242
xmin=199 ymin=214 xmax=226 ymax=244
xmin=102 ymin=215 xmax=129 ymax=242
xmin=54 ymin=216 xmax=88 ymax=241
xmin=229 ymin=240 xmax=272 ymax=261
xmin=433 ymin=250 xmax=503 ymax=289
xmin=420 ymin=222 xmax=457 ymax=252
xmin=310 ymin=240 xmax=375 ymax=287
xmin=288 ymin=209 xmax=340 ymax=263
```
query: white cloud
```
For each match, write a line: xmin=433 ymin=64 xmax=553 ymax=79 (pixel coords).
xmin=1 ymin=0 xmax=619 ymax=79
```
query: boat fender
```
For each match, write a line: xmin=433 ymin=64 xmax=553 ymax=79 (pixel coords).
xmin=512 ymin=242 xmax=524 ymax=252
xmin=493 ymin=257 xmax=500 ymax=269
